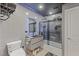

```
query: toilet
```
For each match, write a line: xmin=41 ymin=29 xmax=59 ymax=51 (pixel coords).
xmin=7 ymin=40 xmax=26 ymax=56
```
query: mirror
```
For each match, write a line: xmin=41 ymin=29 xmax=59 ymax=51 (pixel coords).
xmin=29 ymin=18 xmax=36 ymax=37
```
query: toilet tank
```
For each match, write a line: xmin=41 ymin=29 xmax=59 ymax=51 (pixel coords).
xmin=7 ymin=40 xmax=22 ymax=53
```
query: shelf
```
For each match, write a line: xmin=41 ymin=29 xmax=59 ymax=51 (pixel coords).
xmin=0 ymin=3 xmax=16 ymax=10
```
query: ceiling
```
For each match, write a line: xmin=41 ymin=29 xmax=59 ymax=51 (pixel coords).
xmin=20 ymin=3 xmax=63 ymax=16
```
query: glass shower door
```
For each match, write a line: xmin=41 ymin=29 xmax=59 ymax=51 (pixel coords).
xmin=39 ymin=20 xmax=62 ymax=49
xmin=39 ymin=21 xmax=49 ymax=44
xmin=48 ymin=21 xmax=62 ymax=48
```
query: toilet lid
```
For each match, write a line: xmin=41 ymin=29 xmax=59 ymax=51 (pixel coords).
xmin=9 ymin=48 xmax=26 ymax=56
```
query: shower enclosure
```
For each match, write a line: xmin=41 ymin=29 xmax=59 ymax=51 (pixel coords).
xmin=39 ymin=17 xmax=62 ymax=48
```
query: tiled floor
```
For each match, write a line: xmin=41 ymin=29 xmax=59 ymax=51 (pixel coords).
xmin=44 ymin=40 xmax=62 ymax=48
xmin=36 ymin=41 xmax=62 ymax=56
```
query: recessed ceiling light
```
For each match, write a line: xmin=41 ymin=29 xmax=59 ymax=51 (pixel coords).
xmin=38 ymin=4 xmax=44 ymax=10
xmin=26 ymin=12 xmax=29 ymax=15
xmin=49 ymin=11 xmax=53 ymax=15
xmin=39 ymin=5 xmax=43 ymax=9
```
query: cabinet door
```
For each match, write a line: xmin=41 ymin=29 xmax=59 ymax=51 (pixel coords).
xmin=64 ymin=6 xmax=79 ymax=56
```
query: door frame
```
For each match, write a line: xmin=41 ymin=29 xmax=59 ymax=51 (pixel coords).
xmin=62 ymin=3 xmax=79 ymax=56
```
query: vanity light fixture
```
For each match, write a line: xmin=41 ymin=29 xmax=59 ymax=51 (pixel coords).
xmin=35 ymin=17 xmax=37 ymax=19
xmin=26 ymin=12 xmax=29 ymax=15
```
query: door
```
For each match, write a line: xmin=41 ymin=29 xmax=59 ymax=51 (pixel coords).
xmin=39 ymin=21 xmax=50 ymax=45
xmin=64 ymin=6 xmax=79 ymax=56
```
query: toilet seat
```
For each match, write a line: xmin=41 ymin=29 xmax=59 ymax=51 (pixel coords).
xmin=9 ymin=48 xmax=26 ymax=56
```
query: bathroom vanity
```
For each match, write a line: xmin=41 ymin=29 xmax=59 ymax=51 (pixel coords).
xmin=25 ymin=36 xmax=43 ymax=56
